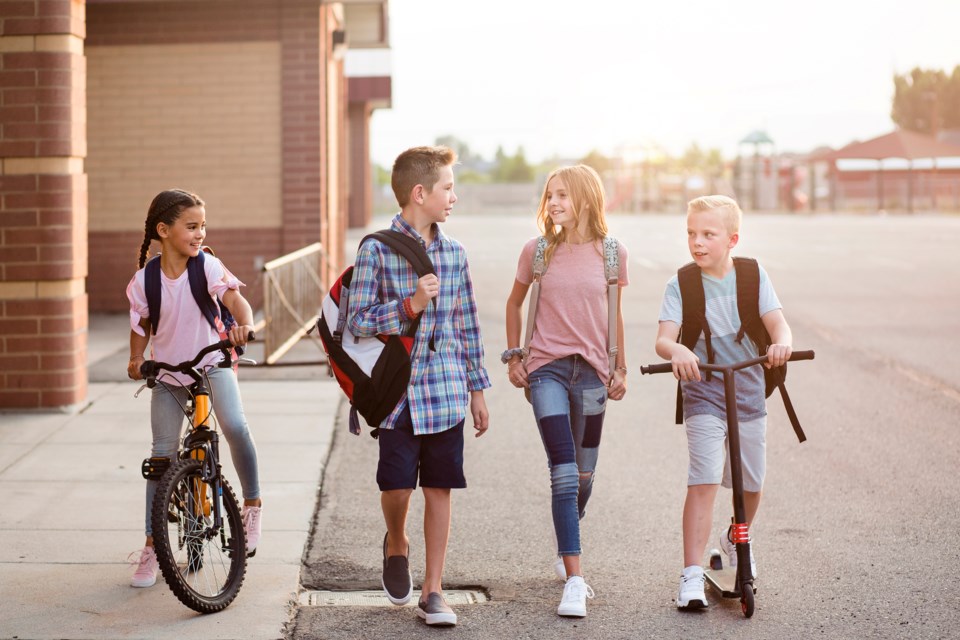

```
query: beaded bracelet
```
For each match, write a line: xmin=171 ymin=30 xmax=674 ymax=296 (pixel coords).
xmin=402 ymin=297 xmax=420 ymax=319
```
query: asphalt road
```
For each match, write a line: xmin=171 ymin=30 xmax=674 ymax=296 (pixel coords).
xmin=291 ymin=211 xmax=960 ymax=640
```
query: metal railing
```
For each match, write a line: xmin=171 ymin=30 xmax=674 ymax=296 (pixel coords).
xmin=258 ymin=243 xmax=327 ymax=365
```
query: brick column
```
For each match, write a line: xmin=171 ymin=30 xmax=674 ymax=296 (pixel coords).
xmin=279 ymin=0 xmax=323 ymax=255
xmin=0 ymin=0 xmax=87 ymax=409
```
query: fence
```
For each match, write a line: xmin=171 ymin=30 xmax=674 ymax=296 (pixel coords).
xmin=258 ymin=242 xmax=327 ymax=365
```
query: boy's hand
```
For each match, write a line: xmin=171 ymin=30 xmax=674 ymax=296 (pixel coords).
xmin=507 ymin=357 xmax=529 ymax=389
xmin=470 ymin=391 xmax=489 ymax=437
xmin=765 ymin=344 xmax=792 ymax=369
xmin=608 ymin=369 xmax=626 ymax=401
xmin=411 ymin=274 xmax=439 ymax=313
xmin=672 ymin=347 xmax=701 ymax=382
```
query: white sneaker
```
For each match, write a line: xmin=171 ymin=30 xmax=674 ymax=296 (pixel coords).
xmin=554 ymin=555 xmax=567 ymax=581
xmin=719 ymin=525 xmax=757 ymax=578
xmin=676 ymin=566 xmax=707 ymax=609
xmin=557 ymin=575 xmax=594 ymax=617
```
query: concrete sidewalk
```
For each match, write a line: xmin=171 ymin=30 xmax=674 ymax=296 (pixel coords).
xmin=0 ymin=314 xmax=341 ymax=640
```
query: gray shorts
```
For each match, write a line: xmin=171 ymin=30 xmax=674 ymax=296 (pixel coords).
xmin=685 ymin=413 xmax=766 ymax=492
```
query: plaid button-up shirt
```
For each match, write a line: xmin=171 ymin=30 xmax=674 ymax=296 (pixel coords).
xmin=347 ymin=214 xmax=491 ymax=435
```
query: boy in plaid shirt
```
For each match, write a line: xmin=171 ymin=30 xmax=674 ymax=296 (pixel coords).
xmin=347 ymin=145 xmax=491 ymax=626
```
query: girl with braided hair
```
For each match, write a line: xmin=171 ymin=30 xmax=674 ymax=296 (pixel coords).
xmin=124 ymin=189 xmax=262 ymax=588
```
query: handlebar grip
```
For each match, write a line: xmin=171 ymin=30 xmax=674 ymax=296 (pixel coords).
xmin=139 ymin=360 xmax=157 ymax=388
xmin=247 ymin=330 xmax=255 ymax=341
xmin=640 ymin=363 xmax=674 ymax=375
xmin=789 ymin=350 xmax=815 ymax=362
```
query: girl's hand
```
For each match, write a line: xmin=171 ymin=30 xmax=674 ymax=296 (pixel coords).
xmin=608 ymin=369 xmax=627 ymax=401
xmin=507 ymin=357 xmax=529 ymax=389
xmin=228 ymin=324 xmax=254 ymax=347
xmin=128 ymin=355 xmax=144 ymax=380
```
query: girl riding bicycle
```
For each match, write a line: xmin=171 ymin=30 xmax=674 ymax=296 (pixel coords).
xmin=125 ymin=188 xmax=262 ymax=588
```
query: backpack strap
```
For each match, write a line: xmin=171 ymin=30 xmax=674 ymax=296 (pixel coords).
xmin=732 ymin=257 xmax=762 ymax=347
xmin=187 ymin=249 xmax=222 ymax=333
xmin=144 ymin=248 xmax=242 ymax=356
xmin=733 ymin=257 xmax=805 ymax=442
xmin=603 ymin=237 xmax=620 ymax=375
xmin=364 ymin=229 xmax=437 ymax=351
xmin=521 ymin=236 xmax=548 ymax=358
xmin=144 ymin=255 xmax=162 ymax=336
xmin=675 ymin=262 xmax=714 ymax=424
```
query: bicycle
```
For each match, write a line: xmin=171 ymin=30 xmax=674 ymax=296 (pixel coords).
xmin=641 ymin=349 xmax=814 ymax=618
xmin=136 ymin=335 xmax=255 ymax=613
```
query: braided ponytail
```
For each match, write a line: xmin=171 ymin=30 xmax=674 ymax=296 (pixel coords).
xmin=137 ymin=189 xmax=205 ymax=269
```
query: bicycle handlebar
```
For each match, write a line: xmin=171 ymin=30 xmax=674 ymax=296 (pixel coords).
xmin=640 ymin=349 xmax=815 ymax=376
xmin=140 ymin=332 xmax=255 ymax=387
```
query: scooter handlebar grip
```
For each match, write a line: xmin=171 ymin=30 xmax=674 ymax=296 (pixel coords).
xmin=789 ymin=350 xmax=815 ymax=362
xmin=640 ymin=363 xmax=674 ymax=375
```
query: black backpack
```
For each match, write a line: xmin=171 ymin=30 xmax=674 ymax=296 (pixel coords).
xmin=144 ymin=246 xmax=242 ymax=355
xmin=315 ymin=230 xmax=436 ymax=438
xmin=676 ymin=257 xmax=805 ymax=442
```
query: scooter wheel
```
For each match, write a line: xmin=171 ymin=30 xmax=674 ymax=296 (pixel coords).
xmin=708 ymin=550 xmax=723 ymax=571
xmin=741 ymin=586 xmax=755 ymax=618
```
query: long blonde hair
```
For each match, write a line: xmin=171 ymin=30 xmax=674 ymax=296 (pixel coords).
xmin=535 ymin=164 xmax=608 ymax=265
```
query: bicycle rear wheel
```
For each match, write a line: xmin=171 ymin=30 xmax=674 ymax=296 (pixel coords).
xmin=152 ymin=458 xmax=246 ymax=613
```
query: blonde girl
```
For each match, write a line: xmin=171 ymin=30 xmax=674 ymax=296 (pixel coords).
xmin=503 ymin=165 xmax=629 ymax=618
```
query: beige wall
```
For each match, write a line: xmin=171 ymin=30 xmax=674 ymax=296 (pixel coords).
xmin=86 ymin=41 xmax=282 ymax=231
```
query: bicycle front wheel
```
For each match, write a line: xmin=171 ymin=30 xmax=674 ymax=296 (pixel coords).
xmin=151 ymin=458 xmax=246 ymax=613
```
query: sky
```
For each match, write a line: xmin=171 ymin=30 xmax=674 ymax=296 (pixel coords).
xmin=368 ymin=0 xmax=960 ymax=167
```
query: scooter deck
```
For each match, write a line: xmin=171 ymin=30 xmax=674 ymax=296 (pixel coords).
xmin=704 ymin=567 xmax=740 ymax=598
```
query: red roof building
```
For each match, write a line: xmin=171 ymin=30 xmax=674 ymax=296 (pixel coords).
xmin=825 ymin=130 xmax=960 ymax=212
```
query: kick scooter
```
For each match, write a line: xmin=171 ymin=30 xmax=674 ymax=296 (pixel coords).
xmin=641 ymin=350 xmax=814 ymax=618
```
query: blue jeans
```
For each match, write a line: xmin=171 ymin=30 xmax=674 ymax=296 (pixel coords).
xmin=144 ymin=366 xmax=260 ymax=536
xmin=529 ymin=355 xmax=607 ymax=557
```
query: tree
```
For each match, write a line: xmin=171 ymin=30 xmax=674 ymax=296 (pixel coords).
xmin=492 ymin=146 xmax=534 ymax=182
xmin=891 ymin=66 xmax=960 ymax=135
xmin=434 ymin=135 xmax=481 ymax=166
xmin=579 ymin=150 xmax=613 ymax=175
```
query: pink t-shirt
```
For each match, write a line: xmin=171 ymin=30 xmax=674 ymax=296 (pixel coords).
xmin=126 ymin=255 xmax=243 ymax=386
xmin=516 ymin=237 xmax=629 ymax=382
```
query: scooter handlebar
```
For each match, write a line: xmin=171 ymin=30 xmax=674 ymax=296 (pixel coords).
xmin=640 ymin=349 xmax=815 ymax=375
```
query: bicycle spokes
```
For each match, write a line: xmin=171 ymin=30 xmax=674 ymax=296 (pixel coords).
xmin=152 ymin=459 xmax=246 ymax=613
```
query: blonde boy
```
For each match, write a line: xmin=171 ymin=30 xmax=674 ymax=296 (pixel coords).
xmin=654 ymin=195 xmax=793 ymax=609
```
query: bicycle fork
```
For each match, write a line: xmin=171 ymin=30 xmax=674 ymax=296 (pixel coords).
xmin=186 ymin=390 xmax=227 ymax=548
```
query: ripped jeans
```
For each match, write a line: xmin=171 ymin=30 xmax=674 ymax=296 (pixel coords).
xmin=529 ymin=355 xmax=607 ymax=557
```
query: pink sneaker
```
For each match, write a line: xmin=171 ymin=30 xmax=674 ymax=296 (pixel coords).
xmin=129 ymin=546 xmax=158 ymax=588
xmin=242 ymin=506 xmax=262 ymax=557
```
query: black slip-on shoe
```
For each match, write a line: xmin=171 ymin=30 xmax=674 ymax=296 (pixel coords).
xmin=381 ymin=532 xmax=412 ymax=605
xmin=417 ymin=592 xmax=457 ymax=626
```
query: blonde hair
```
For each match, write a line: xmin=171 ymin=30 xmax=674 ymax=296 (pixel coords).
xmin=687 ymin=195 xmax=742 ymax=234
xmin=391 ymin=145 xmax=457 ymax=206
xmin=536 ymin=165 xmax=608 ymax=265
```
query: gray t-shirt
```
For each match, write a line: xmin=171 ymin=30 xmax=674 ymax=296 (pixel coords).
xmin=658 ymin=263 xmax=782 ymax=422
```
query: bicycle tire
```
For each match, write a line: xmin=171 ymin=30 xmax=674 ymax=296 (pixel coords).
xmin=151 ymin=458 xmax=246 ymax=613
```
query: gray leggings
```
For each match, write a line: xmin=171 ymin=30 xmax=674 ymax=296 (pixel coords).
xmin=143 ymin=366 xmax=260 ymax=536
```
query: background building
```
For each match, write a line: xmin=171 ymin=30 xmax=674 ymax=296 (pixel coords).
xmin=0 ymin=0 xmax=391 ymax=409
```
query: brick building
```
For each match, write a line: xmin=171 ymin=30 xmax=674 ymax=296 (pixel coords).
xmin=0 ymin=0 xmax=391 ymax=409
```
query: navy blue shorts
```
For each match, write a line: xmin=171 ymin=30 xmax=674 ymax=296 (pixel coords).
xmin=376 ymin=404 xmax=466 ymax=491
